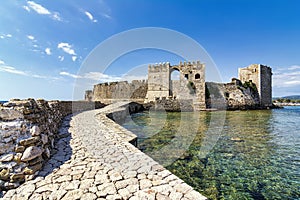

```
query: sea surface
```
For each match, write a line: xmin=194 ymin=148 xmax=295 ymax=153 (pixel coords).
xmin=0 ymin=101 xmax=8 ymax=104
xmin=123 ymin=107 xmax=300 ymax=200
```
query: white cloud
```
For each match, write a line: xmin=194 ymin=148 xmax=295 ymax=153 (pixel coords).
xmin=84 ymin=11 xmax=97 ymax=23
xmin=59 ymin=71 xmax=122 ymax=82
xmin=101 ymin=13 xmax=112 ymax=19
xmin=27 ymin=35 xmax=35 ymax=40
xmin=23 ymin=5 xmax=30 ymax=12
xmin=288 ymin=65 xmax=300 ymax=70
xmin=45 ymin=48 xmax=51 ymax=55
xmin=273 ymin=66 xmax=300 ymax=88
xmin=72 ymin=56 xmax=77 ymax=62
xmin=0 ymin=34 xmax=12 ymax=39
xmin=25 ymin=1 xmax=62 ymax=21
xmin=0 ymin=60 xmax=5 ymax=65
xmin=27 ymin=1 xmax=50 ymax=15
xmin=58 ymin=56 xmax=64 ymax=62
xmin=52 ymin=12 xmax=62 ymax=21
xmin=0 ymin=64 xmax=59 ymax=81
xmin=57 ymin=42 xmax=76 ymax=55
xmin=60 ymin=71 xmax=81 ymax=79
xmin=0 ymin=65 xmax=28 ymax=76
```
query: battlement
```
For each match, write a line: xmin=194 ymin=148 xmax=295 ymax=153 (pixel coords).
xmin=148 ymin=62 xmax=171 ymax=72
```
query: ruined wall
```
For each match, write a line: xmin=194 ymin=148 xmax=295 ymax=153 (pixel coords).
xmin=0 ymin=99 xmax=104 ymax=191
xmin=146 ymin=61 xmax=206 ymax=110
xmin=92 ymin=80 xmax=147 ymax=104
xmin=86 ymin=62 xmax=272 ymax=111
xmin=238 ymin=64 xmax=272 ymax=107
xmin=206 ymin=80 xmax=260 ymax=110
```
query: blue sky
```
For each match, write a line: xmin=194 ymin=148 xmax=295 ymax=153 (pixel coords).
xmin=0 ymin=0 xmax=299 ymax=100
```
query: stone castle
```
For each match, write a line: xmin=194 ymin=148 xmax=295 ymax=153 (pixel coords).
xmin=85 ymin=61 xmax=273 ymax=111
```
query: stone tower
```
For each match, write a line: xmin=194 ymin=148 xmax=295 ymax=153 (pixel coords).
xmin=146 ymin=61 xmax=206 ymax=110
xmin=238 ymin=64 xmax=272 ymax=107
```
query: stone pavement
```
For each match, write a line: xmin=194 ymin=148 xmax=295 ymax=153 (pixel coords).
xmin=2 ymin=103 xmax=207 ymax=200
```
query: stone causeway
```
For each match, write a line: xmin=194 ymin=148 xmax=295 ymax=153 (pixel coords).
xmin=2 ymin=102 xmax=207 ymax=200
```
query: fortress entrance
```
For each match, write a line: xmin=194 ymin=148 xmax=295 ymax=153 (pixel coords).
xmin=170 ymin=68 xmax=180 ymax=97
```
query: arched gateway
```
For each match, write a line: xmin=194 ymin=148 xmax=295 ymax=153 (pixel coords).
xmin=145 ymin=61 xmax=206 ymax=110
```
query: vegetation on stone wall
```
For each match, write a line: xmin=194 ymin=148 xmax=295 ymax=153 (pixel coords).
xmin=242 ymin=81 xmax=258 ymax=92
xmin=187 ymin=81 xmax=196 ymax=94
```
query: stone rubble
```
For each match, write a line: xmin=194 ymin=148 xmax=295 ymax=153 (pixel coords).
xmin=1 ymin=102 xmax=207 ymax=200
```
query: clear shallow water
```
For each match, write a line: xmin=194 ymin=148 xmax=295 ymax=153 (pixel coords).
xmin=123 ymin=107 xmax=300 ymax=200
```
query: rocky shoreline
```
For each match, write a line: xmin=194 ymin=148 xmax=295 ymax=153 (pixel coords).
xmin=273 ymin=102 xmax=300 ymax=107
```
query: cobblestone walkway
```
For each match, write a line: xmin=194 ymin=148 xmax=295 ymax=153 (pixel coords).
xmin=2 ymin=103 xmax=207 ymax=200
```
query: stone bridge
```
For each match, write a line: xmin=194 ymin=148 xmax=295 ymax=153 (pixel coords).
xmin=2 ymin=102 xmax=206 ymax=200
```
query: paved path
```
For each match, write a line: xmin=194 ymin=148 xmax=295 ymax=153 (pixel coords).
xmin=2 ymin=104 xmax=206 ymax=200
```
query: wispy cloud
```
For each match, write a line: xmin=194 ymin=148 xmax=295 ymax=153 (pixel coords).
xmin=101 ymin=13 xmax=112 ymax=19
xmin=58 ymin=56 xmax=64 ymax=62
xmin=273 ymin=65 xmax=300 ymax=87
xmin=72 ymin=56 xmax=77 ymax=62
xmin=59 ymin=71 xmax=81 ymax=79
xmin=58 ymin=42 xmax=78 ymax=61
xmin=0 ymin=65 xmax=28 ymax=76
xmin=45 ymin=48 xmax=51 ymax=55
xmin=0 ymin=61 xmax=58 ymax=80
xmin=59 ymin=71 xmax=122 ymax=82
xmin=27 ymin=35 xmax=35 ymax=40
xmin=27 ymin=1 xmax=50 ymax=15
xmin=24 ymin=1 xmax=62 ymax=21
xmin=0 ymin=34 xmax=12 ymax=39
xmin=84 ymin=11 xmax=97 ymax=23
xmin=57 ymin=42 xmax=76 ymax=55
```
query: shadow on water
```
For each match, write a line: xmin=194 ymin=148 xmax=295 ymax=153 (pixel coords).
xmin=123 ymin=108 xmax=300 ymax=200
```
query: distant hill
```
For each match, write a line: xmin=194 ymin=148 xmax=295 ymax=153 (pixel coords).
xmin=282 ymin=95 xmax=300 ymax=100
xmin=273 ymin=95 xmax=300 ymax=101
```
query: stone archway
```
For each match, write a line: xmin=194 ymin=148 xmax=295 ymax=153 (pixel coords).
xmin=170 ymin=68 xmax=180 ymax=97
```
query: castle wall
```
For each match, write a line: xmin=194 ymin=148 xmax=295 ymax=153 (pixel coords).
xmin=92 ymin=80 xmax=147 ymax=104
xmin=86 ymin=62 xmax=272 ymax=111
xmin=146 ymin=61 xmax=206 ymax=110
xmin=238 ymin=64 xmax=272 ymax=107
xmin=260 ymin=65 xmax=272 ymax=106
xmin=146 ymin=63 xmax=170 ymax=101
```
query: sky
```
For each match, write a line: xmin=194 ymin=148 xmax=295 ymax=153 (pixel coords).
xmin=0 ymin=0 xmax=300 ymax=100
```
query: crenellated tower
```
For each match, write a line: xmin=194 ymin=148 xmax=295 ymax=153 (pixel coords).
xmin=238 ymin=64 xmax=272 ymax=107
xmin=146 ymin=61 xmax=206 ymax=110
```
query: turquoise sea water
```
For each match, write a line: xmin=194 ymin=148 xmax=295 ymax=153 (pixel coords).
xmin=123 ymin=107 xmax=300 ymax=199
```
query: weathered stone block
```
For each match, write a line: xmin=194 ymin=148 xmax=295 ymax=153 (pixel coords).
xmin=21 ymin=146 xmax=43 ymax=162
xmin=23 ymin=163 xmax=42 ymax=175
xmin=15 ymin=145 xmax=25 ymax=153
xmin=19 ymin=136 xmax=40 ymax=146
xmin=0 ymin=109 xmax=24 ymax=121
xmin=0 ymin=169 xmax=10 ymax=181
xmin=30 ymin=125 xmax=41 ymax=136
xmin=10 ymin=173 xmax=25 ymax=182
xmin=0 ymin=154 xmax=14 ymax=162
